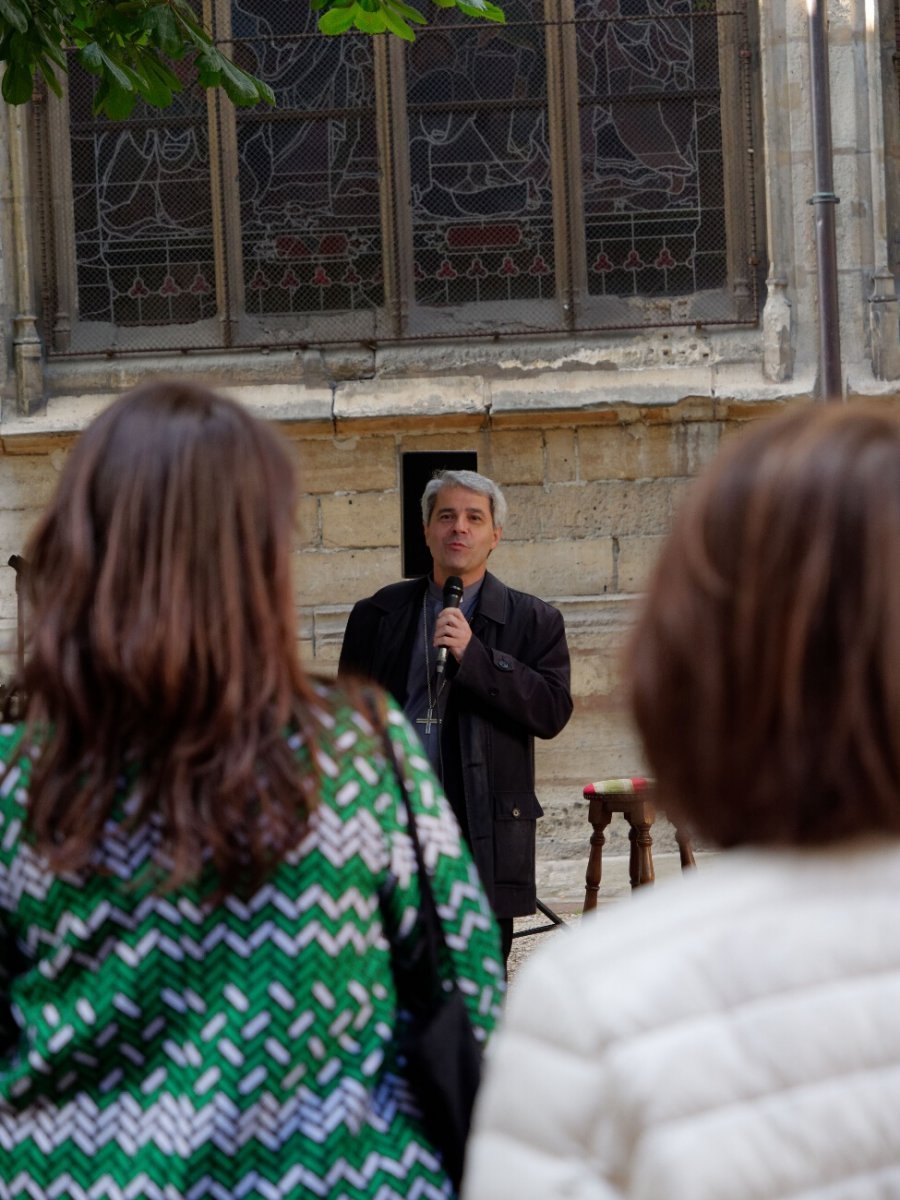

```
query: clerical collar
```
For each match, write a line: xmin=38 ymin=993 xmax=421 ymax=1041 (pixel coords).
xmin=427 ymin=577 xmax=483 ymax=610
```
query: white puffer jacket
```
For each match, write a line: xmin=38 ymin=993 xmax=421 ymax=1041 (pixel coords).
xmin=464 ymin=839 xmax=900 ymax=1200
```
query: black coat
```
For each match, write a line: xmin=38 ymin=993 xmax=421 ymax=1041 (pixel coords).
xmin=338 ymin=572 xmax=573 ymax=918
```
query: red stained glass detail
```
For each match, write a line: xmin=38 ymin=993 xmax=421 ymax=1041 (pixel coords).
xmin=318 ymin=233 xmax=348 ymax=257
xmin=128 ymin=278 xmax=150 ymax=298
xmin=342 ymin=267 xmax=362 ymax=285
xmin=280 ymin=269 xmax=301 ymax=289
xmin=159 ymin=275 xmax=181 ymax=296
xmin=467 ymin=257 xmax=488 ymax=278
xmin=624 ymin=249 xmax=644 ymax=269
xmin=312 ymin=266 xmax=331 ymax=287
xmin=275 ymin=235 xmax=310 ymax=258
xmin=498 ymin=256 xmax=520 ymax=277
xmin=591 ymin=252 xmax=614 ymax=273
xmin=446 ymin=224 xmax=522 ymax=250
xmin=655 ymin=247 xmax=677 ymax=268
xmin=435 ymin=260 xmax=458 ymax=280
xmin=529 ymin=255 xmax=550 ymax=275
xmin=249 ymin=268 xmax=269 ymax=291
xmin=413 ymin=261 xmax=426 ymax=281
xmin=189 ymin=273 xmax=212 ymax=294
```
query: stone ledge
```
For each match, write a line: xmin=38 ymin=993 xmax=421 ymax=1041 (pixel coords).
xmin=333 ymin=376 xmax=488 ymax=433
xmin=0 ymin=349 xmax=836 ymax=447
xmin=1 ymin=381 xmax=335 ymax=450
xmin=302 ymin=592 xmax=641 ymax=656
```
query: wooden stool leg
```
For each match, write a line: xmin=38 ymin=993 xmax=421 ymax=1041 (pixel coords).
xmin=627 ymin=823 xmax=640 ymax=888
xmin=583 ymin=802 xmax=613 ymax=913
xmin=675 ymin=825 xmax=696 ymax=870
xmin=625 ymin=803 xmax=656 ymax=887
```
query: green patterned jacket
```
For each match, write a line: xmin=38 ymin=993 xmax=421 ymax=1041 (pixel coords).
xmin=0 ymin=687 xmax=505 ymax=1199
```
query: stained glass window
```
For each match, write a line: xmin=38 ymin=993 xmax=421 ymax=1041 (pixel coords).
xmin=576 ymin=0 xmax=727 ymax=299
xmin=52 ymin=0 xmax=757 ymax=351
xmin=68 ymin=59 xmax=216 ymax=328
xmin=405 ymin=1 xmax=555 ymax=309
xmin=232 ymin=0 xmax=382 ymax=316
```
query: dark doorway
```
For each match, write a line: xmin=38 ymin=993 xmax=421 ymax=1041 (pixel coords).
xmin=401 ymin=451 xmax=477 ymax=577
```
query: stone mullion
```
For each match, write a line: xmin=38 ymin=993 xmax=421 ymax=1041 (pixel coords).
xmin=42 ymin=83 xmax=76 ymax=355
xmin=547 ymin=0 xmax=584 ymax=330
xmin=717 ymin=0 xmax=756 ymax=319
xmin=207 ymin=0 xmax=243 ymax=346
xmin=375 ymin=37 xmax=413 ymax=339
xmin=8 ymin=100 xmax=43 ymax=412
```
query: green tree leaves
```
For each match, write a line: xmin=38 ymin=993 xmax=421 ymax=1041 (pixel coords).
xmin=313 ymin=0 xmax=504 ymax=41
xmin=1 ymin=0 xmax=275 ymax=117
xmin=0 ymin=0 xmax=505 ymax=119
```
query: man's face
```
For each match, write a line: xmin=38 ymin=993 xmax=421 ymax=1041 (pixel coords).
xmin=424 ymin=485 xmax=501 ymax=587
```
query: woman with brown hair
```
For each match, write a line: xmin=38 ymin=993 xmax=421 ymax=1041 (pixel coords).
xmin=464 ymin=403 xmax=900 ymax=1200
xmin=0 ymin=381 xmax=504 ymax=1199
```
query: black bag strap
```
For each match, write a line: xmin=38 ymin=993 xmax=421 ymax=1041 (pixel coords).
xmin=365 ymin=691 xmax=445 ymax=985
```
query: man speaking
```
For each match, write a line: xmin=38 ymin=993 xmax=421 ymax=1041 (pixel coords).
xmin=338 ymin=469 xmax=573 ymax=961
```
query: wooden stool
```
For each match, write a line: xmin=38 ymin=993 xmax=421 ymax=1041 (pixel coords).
xmin=582 ymin=777 xmax=696 ymax=913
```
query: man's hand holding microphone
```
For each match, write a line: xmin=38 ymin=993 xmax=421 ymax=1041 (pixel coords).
xmin=434 ymin=576 xmax=469 ymax=674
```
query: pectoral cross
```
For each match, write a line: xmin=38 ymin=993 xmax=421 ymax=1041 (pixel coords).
xmin=416 ymin=710 xmax=441 ymax=733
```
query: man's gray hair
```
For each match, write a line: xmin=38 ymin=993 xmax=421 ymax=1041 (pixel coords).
xmin=421 ymin=469 xmax=508 ymax=529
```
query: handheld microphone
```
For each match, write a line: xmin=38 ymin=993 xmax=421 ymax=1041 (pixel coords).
xmin=435 ymin=575 xmax=464 ymax=676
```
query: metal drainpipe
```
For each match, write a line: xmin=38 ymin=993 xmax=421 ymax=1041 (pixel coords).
xmin=807 ymin=0 xmax=843 ymax=401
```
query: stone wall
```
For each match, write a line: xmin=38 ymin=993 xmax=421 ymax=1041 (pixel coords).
xmin=0 ymin=396 xmax=794 ymax=815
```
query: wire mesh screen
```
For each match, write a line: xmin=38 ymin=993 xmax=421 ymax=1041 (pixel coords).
xmin=232 ymin=1 xmax=384 ymax=319
xmin=47 ymin=0 xmax=759 ymax=356
xmin=405 ymin=0 xmax=557 ymax=313
xmin=67 ymin=55 xmax=217 ymax=338
xmin=576 ymin=2 xmax=729 ymax=299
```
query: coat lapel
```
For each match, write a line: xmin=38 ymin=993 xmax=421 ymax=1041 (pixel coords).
xmin=371 ymin=578 xmax=427 ymax=703
xmin=469 ymin=572 xmax=508 ymax=647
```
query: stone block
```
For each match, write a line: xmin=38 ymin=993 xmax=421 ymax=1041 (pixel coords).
xmin=488 ymin=367 xmax=713 ymax=418
xmin=0 ymin=619 xmax=18 ymax=684
xmin=293 ymin=435 xmax=397 ymax=494
xmin=397 ymin=430 xmax=489 ymax=456
xmin=320 ymin=491 xmax=402 ymax=549
xmin=554 ymin=594 xmax=639 ymax=649
xmin=536 ymin=706 xmax=644 ymax=791
xmin=304 ymin=605 xmax=351 ymax=661
xmin=570 ymin=650 xmax=626 ymax=702
xmin=489 ymin=537 xmax=615 ymax=598
xmin=579 ymin=423 xmax=676 ymax=480
xmin=292 ymin=546 xmax=401 ymax=608
xmin=718 ymin=419 xmax=767 ymax=455
xmin=616 ymin=534 xmax=667 ymax=593
xmin=544 ymin=428 xmax=577 ymax=483
xmin=0 ymin=568 xmax=17 ymax=613
xmin=483 ymin=430 xmax=544 ymax=485
xmin=638 ymin=396 xmax=716 ymax=424
xmin=297 ymin=615 xmax=342 ymax=673
xmin=223 ymin=382 xmax=334 ymax=426
xmin=578 ymin=420 xmax=721 ymax=481
xmin=306 ymin=641 xmax=341 ymax=675
xmin=333 ymin=376 xmax=487 ymax=432
xmin=715 ymin=400 xmax=795 ymax=424
xmin=295 ymin=496 xmax=319 ymax=548
xmin=0 ymin=454 xmax=66 ymax=508
xmin=0 ymin=509 xmax=42 ymax=555
xmin=502 ymin=479 xmax=679 ymax=541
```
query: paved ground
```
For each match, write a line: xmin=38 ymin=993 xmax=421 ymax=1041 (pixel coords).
xmin=508 ymin=823 xmax=715 ymax=980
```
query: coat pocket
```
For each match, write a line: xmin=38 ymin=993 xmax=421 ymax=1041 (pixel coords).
xmin=493 ymin=791 xmax=543 ymax=886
